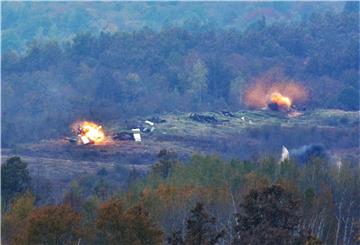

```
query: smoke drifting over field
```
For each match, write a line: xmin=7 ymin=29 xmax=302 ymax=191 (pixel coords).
xmin=290 ymin=144 xmax=329 ymax=165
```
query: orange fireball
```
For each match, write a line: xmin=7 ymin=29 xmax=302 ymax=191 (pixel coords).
xmin=270 ymin=92 xmax=292 ymax=109
xmin=76 ymin=121 xmax=105 ymax=144
xmin=244 ymin=81 xmax=308 ymax=109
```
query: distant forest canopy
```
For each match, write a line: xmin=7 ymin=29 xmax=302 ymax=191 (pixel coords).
xmin=2 ymin=2 xmax=359 ymax=146
xmin=2 ymin=1 xmax=346 ymax=52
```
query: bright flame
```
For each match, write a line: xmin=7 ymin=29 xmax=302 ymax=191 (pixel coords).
xmin=270 ymin=92 xmax=292 ymax=109
xmin=77 ymin=121 xmax=105 ymax=144
xmin=244 ymin=80 xmax=308 ymax=109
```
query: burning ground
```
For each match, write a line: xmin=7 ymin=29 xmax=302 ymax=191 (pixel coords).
xmin=243 ymin=73 xmax=308 ymax=113
xmin=2 ymin=109 xmax=359 ymax=201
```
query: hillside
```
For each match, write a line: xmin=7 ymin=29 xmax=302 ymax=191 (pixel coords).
xmin=2 ymin=6 xmax=359 ymax=149
xmin=2 ymin=2 xmax=359 ymax=244
xmin=2 ymin=109 xmax=358 ymax=201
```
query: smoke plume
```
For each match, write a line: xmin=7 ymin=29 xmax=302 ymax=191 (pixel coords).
xmin=289 ymin=144 xmax=329 ymax=165
xmin=244 ymin=72 xmax=308 ymax=109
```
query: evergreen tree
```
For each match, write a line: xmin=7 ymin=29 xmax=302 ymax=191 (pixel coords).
xmin=152 ymin=149 xmax=179 ymax=178
xmin=168 ymin=202 xmax=225 ymax=245
xmin=233 ymin=185 xmax=301 ymax=245
xmin=1 ymin=157 xmax=32 ymax=209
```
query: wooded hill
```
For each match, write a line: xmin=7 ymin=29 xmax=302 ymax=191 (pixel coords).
xmin=2 ymin=3 xmax=359 ymax=147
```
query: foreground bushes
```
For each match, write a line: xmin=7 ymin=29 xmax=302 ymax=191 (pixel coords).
xmin=2 ymin=154 xmax=359 ymax=244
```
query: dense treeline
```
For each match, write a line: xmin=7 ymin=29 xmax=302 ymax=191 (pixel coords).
xmin=2 ymin=5 xmax=359 ymax=146
xmin=2 ymin=153 xmax=359 ymax=244
xmin=2 ymin=2 xmax=345 ymax=52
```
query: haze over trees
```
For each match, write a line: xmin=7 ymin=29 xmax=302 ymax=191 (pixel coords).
xmin=2 ymin=2 xmax=359 ymax=146
xmin=2 ymin=2 xmax=345 ymax=52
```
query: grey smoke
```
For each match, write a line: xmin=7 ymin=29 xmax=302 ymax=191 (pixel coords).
xmin=289 ymin=144 xmax=329 ymax=165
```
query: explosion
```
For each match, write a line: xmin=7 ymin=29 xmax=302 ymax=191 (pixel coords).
xmin=74 ymin=121 xmax=106 ymax=145
xmin=268 ymin=92 xmax=292 ymax=110
xmin=244 ymin=80 xmax=308 ymax=111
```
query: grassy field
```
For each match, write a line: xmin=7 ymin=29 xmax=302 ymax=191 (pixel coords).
xmin=2 ymin=109 xmax=358 ymax=201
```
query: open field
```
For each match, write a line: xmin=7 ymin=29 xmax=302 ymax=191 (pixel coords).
xmin=2 ymin=109 xmax=359 ymax=200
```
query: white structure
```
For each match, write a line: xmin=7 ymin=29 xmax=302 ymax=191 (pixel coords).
xmin=132 ymin=128 xmax=142 ymax=142
xmin=80 ymin=135 xmax=91 ymax=145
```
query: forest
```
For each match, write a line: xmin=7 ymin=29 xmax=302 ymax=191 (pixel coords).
xmin=2 ymin=2 xmax=345 ymax=52
xmin=1 ymin=2 xmax=359 ymax=245
xmin=2 ymin=3 xmax=359 ymax=146
xmin=2 ymin=152 xmax=359 ymax=244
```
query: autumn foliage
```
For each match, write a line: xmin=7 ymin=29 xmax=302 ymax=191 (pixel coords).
xmin=96 ymin=199 xmax=163 ymax=245
xmin=27 ymin=205 xmax=81 ymax=245
xmin=1 ymin=154 xmax=359 ymax=244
